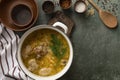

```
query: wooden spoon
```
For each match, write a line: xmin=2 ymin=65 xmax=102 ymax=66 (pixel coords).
xmin=88 ymin=0 xmax=118 ymax=28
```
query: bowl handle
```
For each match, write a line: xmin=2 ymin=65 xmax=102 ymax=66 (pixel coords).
xmin=52 ymin=22 xmax=68 ymax=34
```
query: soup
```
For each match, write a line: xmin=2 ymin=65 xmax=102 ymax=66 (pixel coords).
xmin=21 ymin=29 xmax=70 ymax=76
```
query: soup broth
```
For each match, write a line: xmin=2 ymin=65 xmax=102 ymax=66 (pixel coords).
xmin=21 ymin=29 xmax=70 ymax=76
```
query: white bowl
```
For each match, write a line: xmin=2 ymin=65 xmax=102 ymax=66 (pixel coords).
xmin=17 ymin=24 xmax=73 ymax=80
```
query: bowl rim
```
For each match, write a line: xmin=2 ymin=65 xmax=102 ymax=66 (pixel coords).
xmin=17 ymin=25 xmax=73 ymax=80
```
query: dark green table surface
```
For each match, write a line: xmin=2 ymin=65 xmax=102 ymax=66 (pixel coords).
xmin=15 ymin=0 xmax=120 ymax=80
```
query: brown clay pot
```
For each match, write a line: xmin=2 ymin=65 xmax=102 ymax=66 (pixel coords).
xmin=0 ymin=0 xmax=38 ymax=31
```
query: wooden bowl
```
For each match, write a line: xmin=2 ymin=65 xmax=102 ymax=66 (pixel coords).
xmin=0 ymin=0 xmax=38 ymax=31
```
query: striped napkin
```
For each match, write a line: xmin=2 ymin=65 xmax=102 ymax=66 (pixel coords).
xmin=0 ymin=24 xmax=33 ymax=80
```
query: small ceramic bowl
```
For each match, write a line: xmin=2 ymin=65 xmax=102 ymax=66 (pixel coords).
xmin=74 ymin=1 xmax=87 ymax=13
xmin=10 ymin=2 xmax=33 ymax=27
xmin=59 ymin=0 xmax=72 ymax=9
xmin=0 ymin=0 xmax=38 ymax=31
xmin=42 ymin=1 xmax=55 ymax=14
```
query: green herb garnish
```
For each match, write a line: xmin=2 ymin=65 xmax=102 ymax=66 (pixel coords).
xmin=50 ymin=34 xmax=66 ymax=60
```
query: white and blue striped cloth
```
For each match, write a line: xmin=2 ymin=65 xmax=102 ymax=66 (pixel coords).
xmin=0 ymin=24 xmax=32 ymax=80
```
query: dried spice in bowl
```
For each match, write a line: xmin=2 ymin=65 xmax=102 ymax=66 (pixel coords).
xmin=59 ymin=0 xmax=72 ymax=9
xmin=42 ymin=1 xmax=54 ymax=14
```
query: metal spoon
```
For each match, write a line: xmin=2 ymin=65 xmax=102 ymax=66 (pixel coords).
xmin=88 ymin=0 xmax=118 ymax=28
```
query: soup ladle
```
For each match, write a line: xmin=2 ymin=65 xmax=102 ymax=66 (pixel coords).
xmin=88 ymin=0 xmax=118 ymax=28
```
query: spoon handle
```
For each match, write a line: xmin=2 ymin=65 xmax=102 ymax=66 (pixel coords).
xmin=88 ymin=0 xmax=101 ymax=12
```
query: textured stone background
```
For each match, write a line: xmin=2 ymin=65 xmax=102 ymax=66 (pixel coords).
xmin=16 ymin=0 xmax=120 ymax=80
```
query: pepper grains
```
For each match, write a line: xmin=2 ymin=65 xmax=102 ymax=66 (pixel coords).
xmin=42 ymin=1 xmax=55 ymax=14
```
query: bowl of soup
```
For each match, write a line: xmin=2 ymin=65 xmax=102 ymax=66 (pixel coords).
xmin=17 ymin=22 xmax=73 ymax=80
